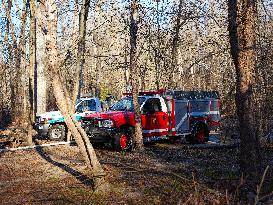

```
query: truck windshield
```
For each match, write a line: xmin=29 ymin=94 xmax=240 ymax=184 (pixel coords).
xmin=110 ymin=96 xmax=146 ymax=111
xmin=76 ymin=99 xmax=96 ymax=113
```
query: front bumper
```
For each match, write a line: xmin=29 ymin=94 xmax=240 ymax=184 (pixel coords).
xmin=82 ymin=124 xmax=170 ymax=144
xmin=34 ymin=123 xmax=50 ymax=136
xmin=82 ymin=123 xmax=117 ymax=143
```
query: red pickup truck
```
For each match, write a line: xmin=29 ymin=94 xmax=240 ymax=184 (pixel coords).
xmin=81 ymin=90 xmax=220 ymax=151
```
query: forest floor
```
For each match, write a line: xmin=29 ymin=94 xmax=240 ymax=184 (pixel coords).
xmin=1 ymin=136 xmax=273 ymax=205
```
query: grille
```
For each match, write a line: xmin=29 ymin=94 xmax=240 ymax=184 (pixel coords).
xmin=81 ymin=120 xmax=94 ymax=134
xmin=36 ymin=117 xmax=41 ymax=123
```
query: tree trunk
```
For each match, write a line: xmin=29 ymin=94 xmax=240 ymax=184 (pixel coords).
xmin=44 ymin=0 xmax=108 ymax=192
xmin=169 ymin=0 xmax=185 ymax=88
xmin=28 ymin=0 xmax=37 ymax=123
xmin=130 ymin=0 xmax=144 ymax=151
xmin=71 ymin=0 xmax=91 ymax=110
xmin=16 ymin=1 xmax=27 ymax=121
xmin=155 ymin=0 xmax=160 ymax=91
xmin=20 ymin=2 xmax=34 ymax=146
xmin=228 ymin=0 xmax=261 ymax=201
xmin=35 ymin=2 xmax=47 ymax=115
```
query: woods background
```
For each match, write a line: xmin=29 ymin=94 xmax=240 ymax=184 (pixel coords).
xmin=0 ymin=0 xmax=272 ymax=136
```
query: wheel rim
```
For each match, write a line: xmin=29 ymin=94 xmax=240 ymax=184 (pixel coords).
xmin=51 ymin=128 xmax=62 ymax=139
xmin=120 ymin=134 xmax=130 ymax=149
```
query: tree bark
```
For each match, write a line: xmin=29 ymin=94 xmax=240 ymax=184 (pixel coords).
xmin=28 ymin=0 xmax=37 ymax=123
xmin=130 ymin=0 xmax=144 ymax=151
xmin=44 ymin=0 xmax=108 ymax=192
xmin=35 ymin=2 xmax=47 ymax=115
xmin=228 ymin=0 xmax=261 ymax=201
xmin=71 ymin=0 xmax=91 ymax=110
xmin=3 ymin=0 xmax=34 ymax=145
xmin=169 ymin=0 xmax=187 ymax=88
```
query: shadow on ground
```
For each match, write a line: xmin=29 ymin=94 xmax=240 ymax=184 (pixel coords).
xmin=35 ymin=144 xmax=94 ymax=189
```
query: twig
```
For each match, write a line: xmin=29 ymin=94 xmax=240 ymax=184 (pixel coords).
xmin=259 ymin=191 xmax=273 ymax=202
xmin=255 ymin=165 xmax=270 ymax=204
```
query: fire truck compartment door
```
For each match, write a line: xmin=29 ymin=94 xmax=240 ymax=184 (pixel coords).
xmin=141 ymin=98 xmax=168 ymax=136
xmin=174 ymin=100 xmax=190 ymax=133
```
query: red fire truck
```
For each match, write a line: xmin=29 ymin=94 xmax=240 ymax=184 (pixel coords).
xmin=81 ymin=89 xmax=220 ymax=151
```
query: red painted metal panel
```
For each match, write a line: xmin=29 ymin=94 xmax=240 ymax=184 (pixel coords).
xmin=142 ymin=112 xmax=169 ymax=136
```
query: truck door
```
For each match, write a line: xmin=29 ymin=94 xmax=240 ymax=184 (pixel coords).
xmin=141 ymin=98 xmax=168 ymax=136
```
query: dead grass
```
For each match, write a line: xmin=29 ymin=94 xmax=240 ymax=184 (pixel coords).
xmin=0 ymin=142 xmax=273 ymax=205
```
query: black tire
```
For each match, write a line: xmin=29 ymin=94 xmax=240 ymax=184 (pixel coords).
xmin=112 ymin=128 xmax=135 ymax=152
xmin=48 ymin=124 xmax=66 ymax=141
xmin=189 ymin=122 xmax=209 ymax=144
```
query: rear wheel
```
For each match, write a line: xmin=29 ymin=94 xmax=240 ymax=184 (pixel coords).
xmin=48 ymin=124 xmax=66 ymax=141
xmin=189 ymin=122 xmax=209 ymax=144
xmin=112 ymin=129 xmax=135 ymax=151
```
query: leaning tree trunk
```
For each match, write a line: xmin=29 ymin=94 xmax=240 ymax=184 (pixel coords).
xmin=228 ymin=0 xmax=261 ymax=201
xmin=130 ymin=0 xmax=144 ymax=151
xmin=44 ymin=0 xmax=108 ymax=192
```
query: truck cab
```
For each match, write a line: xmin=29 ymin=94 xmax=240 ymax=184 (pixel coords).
xmin=81 ymin=94 xmax=175 ymax=151
xmin=35 ymin=97 xmax=101 ymax=141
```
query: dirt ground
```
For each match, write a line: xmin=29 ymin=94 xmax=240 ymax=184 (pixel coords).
xmin=1 ymin=140 xmax=273 ymax=205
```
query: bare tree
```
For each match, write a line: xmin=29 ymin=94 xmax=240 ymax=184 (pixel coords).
xmin=228 ymin=0 xmax=261 ymax=201
xmin=43 ymin=0 xmax=108 ymax=192
xmin=28 ymin=0 xmax=37 ymax=123
xmin=72 ymin=0 xmax=91 ymax=107
xmin=130 ymin=0 xmax=143 ymax=151
xmin=35 ymin=0 xmax=47 ymax=115
xmin=168 ymin=0 xmax=190 ymax=88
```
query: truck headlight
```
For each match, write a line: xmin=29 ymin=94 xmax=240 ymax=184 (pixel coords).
xmin=99 ymin=120 xmax=114 ymax=128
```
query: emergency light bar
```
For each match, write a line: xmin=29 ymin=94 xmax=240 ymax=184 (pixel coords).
xmin=123 ymin=89 xmax=167 ymax=96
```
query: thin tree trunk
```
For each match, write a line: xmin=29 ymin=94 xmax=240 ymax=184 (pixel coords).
xmin=29 ymin=0 xmax=37 ymax=123
xmin=71 ymin=0 xmax=91 ymax=111
xmin=20 ymin=7 xmax=28 ymax=120
xmin=228 ymin=0 xmax=261 ymax=202
xmin=3 ymin=0 xmax=34 ymax=144
xmin=35 ymin=2 xmax=47 ymax=115
xmin=19 ymin=1 xmax=34 ymax=146
xmin=169 ymin=0 xmax=188 ymax=88
xmin=44 ymin=0 xmax=108 ymax=192
xmin=130 ymin=0 xmax=143 ymax=151
xmin=124 ymin=34 xmax=129 ymax=89
xmin=5 ymin=0 xmax=19 ymax=121
xmin=155 ymin=0 xmax=160 ymax=91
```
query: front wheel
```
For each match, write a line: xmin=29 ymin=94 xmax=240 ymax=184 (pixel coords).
xmin=48 ymin=124 xmax=66 ymax=141
xmin=189 ymin=122 xmax=209 ymax=144
xmin=112 ymin=129 xmax=135 ymax=151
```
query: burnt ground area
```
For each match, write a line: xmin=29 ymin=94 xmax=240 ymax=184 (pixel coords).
xmin=1 ymin=141 xmax=273 ymax=205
